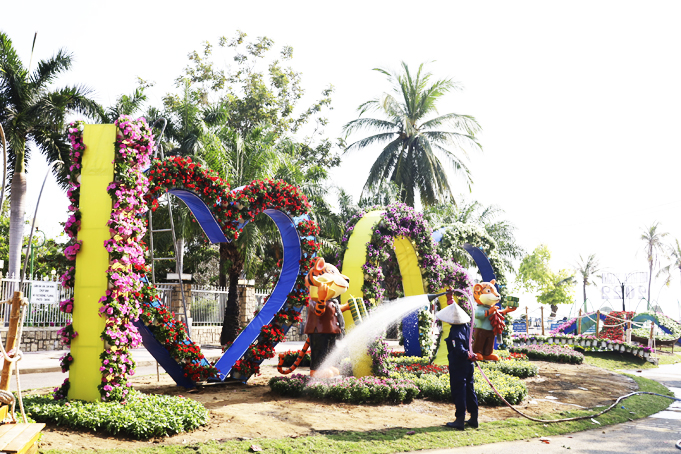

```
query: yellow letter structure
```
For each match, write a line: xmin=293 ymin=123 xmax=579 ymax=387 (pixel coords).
xmin=69 ymin=125 xmax=115 ymax=401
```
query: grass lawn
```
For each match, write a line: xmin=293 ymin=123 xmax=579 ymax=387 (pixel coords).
xmin=583 ymin=350 xmax=681 ymax=370
xmin=583 ymin=351 xmax=657 ymax=370
xmin=40 ymin=375 xmax=672 ymax=454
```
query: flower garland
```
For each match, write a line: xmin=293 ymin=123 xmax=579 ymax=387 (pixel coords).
xmin=145 ymin=157 xmax=320 ymax=380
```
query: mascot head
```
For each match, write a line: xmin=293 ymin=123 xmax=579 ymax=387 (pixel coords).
xmin=473 ymin=279 xmax=500 ymax=307
xmin=305 ymin=257 xmax=350 ymax=302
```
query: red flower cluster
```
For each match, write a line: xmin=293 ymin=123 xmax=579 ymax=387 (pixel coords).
xmin=143 ymin=157 xmax=320 ymax=382
xmin=599 ymin=311 xmax=635 ymax=341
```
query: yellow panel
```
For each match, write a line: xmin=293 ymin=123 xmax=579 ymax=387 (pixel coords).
xmin=340 ymin=210 xmax=385 ymax=332
xmin=392 ymin=237 xmax=425 ymax=297
xmin=339 ymin=210 xmax=383 ymax=377
xmin=69 ymin=124 xmax=115 ymax=402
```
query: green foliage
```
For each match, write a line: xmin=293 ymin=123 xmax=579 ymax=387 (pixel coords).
xmin=391 ymin=368 xmax=527 ymax=405
xmin=343 ymin=62 xmax=481 ymax=207
xmin=425 ymin=201 xmax=524 ymax=289
xmin=516 ymin=244 xmax=575 ymax=308
xmin=478 ymin=359 xmax=538 ymax=379
xmin=511 ymin=344 xmax=584 ymax=364
xmin=23 ymin=390 xmax=208 ymax=439
xmin=386 ymin=355 xmax=430 ymax=368
xmin=268 ymin=375 xmax=420 ymax=404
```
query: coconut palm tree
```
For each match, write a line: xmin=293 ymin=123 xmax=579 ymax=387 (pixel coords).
xmin=641 ymin=222 xmax=668 ymax=305
xmin=342 ymin=62 xmax=481 ymax=207
xmin=574 ymin=254 xmax=601 ymax=312
xmin=658 ymin=238 xmax=681 ymax=290
xmin=0 ymin=32 xmax=101 ymax=282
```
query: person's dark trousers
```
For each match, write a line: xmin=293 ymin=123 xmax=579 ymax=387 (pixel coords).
xmin=449 ymin=362 xmax=478 ymax=420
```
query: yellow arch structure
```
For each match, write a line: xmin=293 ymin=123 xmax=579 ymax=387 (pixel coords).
xmin=341 ymin=211 xmax=454 ymax=375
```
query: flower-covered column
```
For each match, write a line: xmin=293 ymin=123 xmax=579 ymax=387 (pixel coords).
xmin=69 ymin=124 xmax=116 ymax=401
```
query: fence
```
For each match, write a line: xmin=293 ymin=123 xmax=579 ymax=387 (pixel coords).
xmin=0 ymin=275 xmax=276 ymax=328
xmin=190 ymin=285 xmax=270 ymax=326
xmin=0 ymin=276 xmax=72 ymax=327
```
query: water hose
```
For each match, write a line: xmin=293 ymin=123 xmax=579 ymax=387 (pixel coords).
xmin=462 ymin=295 xmax=681 ymax=423
xmin=474 ymin=361 xmax=680 ymax=423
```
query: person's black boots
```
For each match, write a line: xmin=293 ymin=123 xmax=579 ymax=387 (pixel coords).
xmin=465 ymin=413 xmax=479 ymax=429
xmin=446 ymin=417 xmax=465 ymax=430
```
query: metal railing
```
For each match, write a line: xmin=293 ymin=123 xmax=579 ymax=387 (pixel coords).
xmin=0 ymin=275 xmax=273 ymax=327
xmin=0 ymin=275 xmax=72 ymax=327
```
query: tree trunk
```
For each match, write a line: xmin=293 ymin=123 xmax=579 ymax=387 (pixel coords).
xmin=220 ymin=241 xmax=244 ymax=345
xmin=647 ymin=261 xmax=653 ymax=309
xmin=8 ymin=173 xmax=26 ymax=287
xmin=583 ymin=280 xmax=587 ymax=312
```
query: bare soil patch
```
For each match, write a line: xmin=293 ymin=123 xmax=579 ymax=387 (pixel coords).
xmin=37 ymin=361 xmax=637 ymax=451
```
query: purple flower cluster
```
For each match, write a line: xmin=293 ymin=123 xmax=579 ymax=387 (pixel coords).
xmin=338 ymin=203 xmax=472 ymax=310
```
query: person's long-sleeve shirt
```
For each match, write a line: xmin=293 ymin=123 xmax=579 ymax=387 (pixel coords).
xmin=445 ymin=323 xmax=471 ymax=362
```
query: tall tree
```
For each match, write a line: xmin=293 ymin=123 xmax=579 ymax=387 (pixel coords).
xmin=574 ymin=254 xmax=600 ymax=313
xmin=0 ymin=32 xmax=101 ymax=282
xmin=658 ymin=238 xmax=681 ymax=297
xmin=641 ymin=222 xmax=668 ymax=305
xmin=342 ymin=62 xmax=481 ymax=207
xmin=516 ymin=245 xmax=575 ymax=317
xmin=178 ymin=32 xmax=337 ymax=345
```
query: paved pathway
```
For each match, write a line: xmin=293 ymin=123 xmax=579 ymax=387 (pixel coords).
xmin=418 ymin=364 xmax=681 ymax=453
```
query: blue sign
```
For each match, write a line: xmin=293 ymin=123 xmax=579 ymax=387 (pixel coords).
xmin=512 ymin=322 xmax=527 ymax=332
xmin=550 ymin=323 xmax=561 ymax=330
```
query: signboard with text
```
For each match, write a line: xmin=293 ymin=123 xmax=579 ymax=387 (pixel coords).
xmin=30 ymin=281 xmax=59 ymax=305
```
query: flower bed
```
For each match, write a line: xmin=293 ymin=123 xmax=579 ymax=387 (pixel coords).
xmin=632 ymin=311 xmax=681 ymax=342
xmin=478 ymin=359 xmax=538 ymax=379
xmin=391 ymin=369 xmax=527 ymax=406
xmin=24 ymin=390 xmax=208 ymax=439
xmin=513 ymin=333 xmax=654 ymax=358
xmin=268 ymin=375 xmax=420 ymax=404
xmin=510 ymin=344 xmax=584 ymax=364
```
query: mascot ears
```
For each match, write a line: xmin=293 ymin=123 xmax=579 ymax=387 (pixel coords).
xmin=314 ymin=257 xmax=326 ymax=271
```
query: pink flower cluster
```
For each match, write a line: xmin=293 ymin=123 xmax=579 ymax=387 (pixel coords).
xmin=95 ymin=116 xmax=154 ymax=401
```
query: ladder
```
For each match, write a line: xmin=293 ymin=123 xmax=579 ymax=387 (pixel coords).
xmin=147 ymin=118 xmax=191 ymax=338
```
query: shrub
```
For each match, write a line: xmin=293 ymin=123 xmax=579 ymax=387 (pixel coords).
xmin=479 ymin=359 xmax=538 ymax=379
xmin=510 ymin=344 xmax=584 ymax=364
xmin=269 ymin=375 xmax=420 ymax=404
xmin=386 ymin=355 xmax=430 ymax=368
xmin=24 ymin=390 xmax=208 ymax=439
xmin=391 ymin=368 xmax=527 ymax=406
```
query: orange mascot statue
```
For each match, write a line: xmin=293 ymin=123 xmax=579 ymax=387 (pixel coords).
xmin=277 ymin=257 xmax=350 ymax=377
xmin=472 ymin=279 xmax=517 ymax=361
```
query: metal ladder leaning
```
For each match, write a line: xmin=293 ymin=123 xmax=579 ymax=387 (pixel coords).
xmin=146 ymin=118 xmax=192 ymax=338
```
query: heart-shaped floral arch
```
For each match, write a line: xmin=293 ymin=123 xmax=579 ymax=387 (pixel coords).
xmin=56 ymin=117 xmax=320 ymax=401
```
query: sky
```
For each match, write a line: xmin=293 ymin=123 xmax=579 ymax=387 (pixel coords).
xmin=5 ymin=1 xmax=681 ymax=320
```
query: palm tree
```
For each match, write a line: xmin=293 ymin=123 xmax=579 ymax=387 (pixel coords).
xmin=574 ymin=254 xmax=600 ymax=312
xmin=658 ymin=238 xmax=681 ymax=290
xmin=641 ymin=222 xmax=668 ymax=305
xmin=342 ymin=62 xmax=481 ymax=207
xmin=202 ymin=125 xmax=281 ymax=344
xmin=0 ymin=32 xmax=101 ymax=282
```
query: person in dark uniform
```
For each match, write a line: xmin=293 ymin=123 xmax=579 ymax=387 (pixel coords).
xmin=436 ymin=301 xmax=479 ymax=430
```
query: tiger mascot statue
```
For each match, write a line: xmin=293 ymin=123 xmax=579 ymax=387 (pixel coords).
xmin=472 ymin=279 xmax=517 ymax=361
xmin=277 ymin=257 xmax=350 ymax=377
